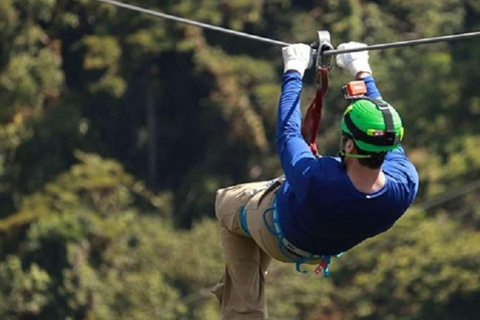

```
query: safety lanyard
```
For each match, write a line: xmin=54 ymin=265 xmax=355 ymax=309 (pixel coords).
xmin=301 ymin=31 xmax=333 ymax=155
xmin=301 ymin=67 xmax=329 ymax=155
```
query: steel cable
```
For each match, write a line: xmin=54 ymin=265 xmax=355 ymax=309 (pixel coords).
xmin=416 ymin=177 xmax=480 ymax=211
xmin=323 ymin=30 xmax=480 ymax=55
xmin=94 ymin=0 xmax=291 ymax=47
xmin=94 ymin=0 xmax=480 ymax=56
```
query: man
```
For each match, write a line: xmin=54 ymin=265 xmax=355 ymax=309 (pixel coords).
xmin=212 ymin=42 xmax=419 ymax=320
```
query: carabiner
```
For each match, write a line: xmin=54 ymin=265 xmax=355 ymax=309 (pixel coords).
xmin=310 ymin=30 xmax=334 ymax=69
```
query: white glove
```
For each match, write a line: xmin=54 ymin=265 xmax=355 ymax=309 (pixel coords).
xmin=282 ymin=44 xmax=313 ymax=77
xmin=336 ymin=42 xmax=372 ymax=77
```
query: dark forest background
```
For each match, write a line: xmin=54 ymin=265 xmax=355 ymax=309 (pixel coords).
xmin=0 ymin=0 xmax=479 ymax=319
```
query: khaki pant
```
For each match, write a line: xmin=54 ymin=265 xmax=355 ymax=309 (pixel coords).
xmin=212 ymin=180 xmax=317 ymax=320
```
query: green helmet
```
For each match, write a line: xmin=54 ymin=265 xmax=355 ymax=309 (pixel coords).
xmin=340 ymin=98 xmax=404 ymax=153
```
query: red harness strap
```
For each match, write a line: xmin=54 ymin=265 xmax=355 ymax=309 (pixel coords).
xmin=301 ymin=67 xmax=329 ymax=155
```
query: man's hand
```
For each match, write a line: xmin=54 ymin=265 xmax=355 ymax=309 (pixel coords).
xmin=282 ymin=44 xmax=313 ymax=78
xmin=336 ymin=42 xmax=372 ymax=78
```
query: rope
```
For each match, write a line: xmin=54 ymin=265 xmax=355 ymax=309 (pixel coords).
xmin=94 ymin=0 xmax=290 ymax=47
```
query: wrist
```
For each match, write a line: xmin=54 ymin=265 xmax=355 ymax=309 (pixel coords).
xmin=347 ymin=60 xmax=372 ymax=78
xmin=284 ymin=60 xmax=307 ymax=77
xmin=355 ymin=71 xmax=372 ymax=80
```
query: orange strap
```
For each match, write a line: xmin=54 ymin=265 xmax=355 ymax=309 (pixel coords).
xmin=301 ymin=67 xmax=329 ymax=155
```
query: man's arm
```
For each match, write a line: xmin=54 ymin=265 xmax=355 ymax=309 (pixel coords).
xmin=336 ymin=42 xmax=382 ymax=99
xmin=276 ymin=71 xmax=317 ymax=200
xmin=276 ymin=44 xmax=317 ymax=200
xmin=361 ymin=74 xmax=382 ymax=99
xmin=356 ymin=71 xmax=381 ymax=99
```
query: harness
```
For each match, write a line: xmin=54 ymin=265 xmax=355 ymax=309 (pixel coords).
xmin=239 ymin=178 xmax=342 ymax=278
xmin=265 ymin=199 xmax=342 ymax=277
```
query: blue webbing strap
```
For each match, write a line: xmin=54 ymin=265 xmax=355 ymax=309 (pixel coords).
xmin=263 ymin=204 xmax=310 ymax=272
xmin=263 ymin=199 xmax=342 ymax=277
xmin=239 ymin=206 xmax=251 ymax=237
xmin=262 ymin=207 xmax=277 ymax=235
xmin=271 ymin=205 xmax=316 ymax=274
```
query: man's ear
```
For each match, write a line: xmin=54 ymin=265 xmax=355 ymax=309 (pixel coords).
xmin=345 ymin=138 xmax=355 ymax=153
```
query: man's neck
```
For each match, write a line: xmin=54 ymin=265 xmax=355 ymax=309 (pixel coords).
xmin=345 ymin=159 xmax=385 ymax=194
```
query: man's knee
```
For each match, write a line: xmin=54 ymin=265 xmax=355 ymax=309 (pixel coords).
xmin=215 ymin=186 xmax=244 ymax=233
xmin=215 ymin=187 xmax=229 ymax=220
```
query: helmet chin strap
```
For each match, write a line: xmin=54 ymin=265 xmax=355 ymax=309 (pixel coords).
xmin=339 ymin=134 xmax=371 ymax=160
xmin=339 ymin=150 xmax=371 ymax=159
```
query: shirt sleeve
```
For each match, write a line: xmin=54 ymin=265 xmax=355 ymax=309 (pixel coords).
xmin=384 ymin=146 xmax=420 ymax=204
xmin=275 ymin=71 xmax=318 ymax=200
xmin=363 ymin=75 xmax=382 ymax=99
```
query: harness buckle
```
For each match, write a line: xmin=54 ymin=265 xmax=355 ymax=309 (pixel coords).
xmin=314 ymin=261 xmax=327 ymax=275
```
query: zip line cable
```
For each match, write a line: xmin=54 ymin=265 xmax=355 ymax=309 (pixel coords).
xmin=416 ymin=177 xmax=480 ymax=211
xmin=94 ymin=0 xmax=290 ymax=47
xmin=324 ymin=30 xmax=480 ymax=55
xmin=94 ymin=0 xmax=480 ymax=56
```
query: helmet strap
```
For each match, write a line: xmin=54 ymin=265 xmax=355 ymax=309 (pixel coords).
xmin=339 ymin=150 xmax=371 ymax=159
xmin=339 ymin=134 xmax=372 ymax=160
xmin=355 ymin=97 xmax=397 ymax=145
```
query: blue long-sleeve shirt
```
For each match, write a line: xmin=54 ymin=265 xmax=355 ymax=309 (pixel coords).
xmin=275 ymin=72 xmax=419 ymax=255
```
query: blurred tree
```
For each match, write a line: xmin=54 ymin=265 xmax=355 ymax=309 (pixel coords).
xmin=0 ymin=256 xmax=51 ymax=320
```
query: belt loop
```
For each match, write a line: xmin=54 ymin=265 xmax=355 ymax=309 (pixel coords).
xmin=257 ymin=176 xmax=285 ymax=207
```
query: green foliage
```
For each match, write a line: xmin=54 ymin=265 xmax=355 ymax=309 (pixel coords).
xmin=0 ymin=256 xmax=51 ymax=320
xmin=0 ymin=151 xmax=170 ymax=231
xmin=17 ymin=210 xmax=185 ymax=320
xmin=84 ymin=36 xmax=126 ymax=97
xmin=0 ymin=1 xmax=18 ymax=39
xmin=195 ymin=46 xmax=277 ymax=153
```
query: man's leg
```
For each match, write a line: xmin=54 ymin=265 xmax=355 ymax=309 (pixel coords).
xmin=213 ymin=227 xmax=270 ymax=320
xmin=212 ymin=182 xmax=272 ymax=320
